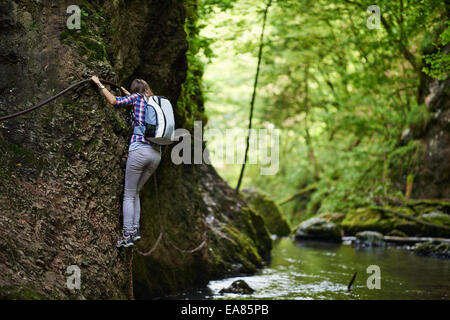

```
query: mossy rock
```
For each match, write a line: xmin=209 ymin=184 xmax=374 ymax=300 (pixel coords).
xmin=294 ymin=217 xmax=342 ymax=243
xmin=236 ymin=207 xmax=273 ymax=262
xmin=420 ymin=211 xmax=450 ymax=227
xmin=340 ymin=206 xmax=450 ymax=237
xmin=0 ymin=286 xmax=46 ymax=300
xmin=386 ymin=229 xmax=409 ymax=237
xmin=317 ymin=212 xmax=345 ymax=223
xmin=59 ymin=1 xmax=110 ymax=62
xmin=219 ymin=280 xmax=255 ymax=295
xmin=409 ymin=200 xmax=450 ymax=214
xmin=355 ymin=231 xmax=386 ymax=247
xmin=340 ymin=207 xmax=420 ymax=236
xmin=241 ymin=188 xmax=291 ymax=237
xmin=414 ymin=241 xmax=450 ymax=259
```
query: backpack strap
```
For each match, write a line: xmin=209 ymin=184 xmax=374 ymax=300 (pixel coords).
xmin=132 ymin=94 xmax=147 ymax=136
xmin=156 ymin=96 xmax=167 ymax=136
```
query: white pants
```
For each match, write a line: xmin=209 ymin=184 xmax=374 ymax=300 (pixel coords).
xmin=122 ymin=146 xmax=161 ymax=233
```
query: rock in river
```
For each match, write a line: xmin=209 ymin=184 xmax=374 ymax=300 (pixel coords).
xmin=355 ymin=231 xmax=385 ymax=247
xmin=294 ymin=217 xmax=342 ymax=242
xmin=414 ymin=241 xmax=450 ymax=259
xmin=219 ymin=280 xmax=255 ymax=295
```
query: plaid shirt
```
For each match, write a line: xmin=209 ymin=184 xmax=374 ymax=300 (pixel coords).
xmin=115 ymin=93 xmax=152 ymax=145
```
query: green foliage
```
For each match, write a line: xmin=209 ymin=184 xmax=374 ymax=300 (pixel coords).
xmin=407 ymin=103 xmax=430 ymax=136
xmin=198 ymin=0 xmax=448 ymax=223
xmin=387 ymin=140 xmax=422 ymax=178
xmin=241 ymin=188 xmax=291 ymax=236
xmin=423 ymin=22 xmax=450 ymax=80
xmin=177 ymin=0 xmax=215 ymax=130
xmin=423 ymin=49 xmax=450 ymax=80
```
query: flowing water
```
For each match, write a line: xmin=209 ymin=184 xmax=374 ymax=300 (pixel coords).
xmin=180 ymin=238 xmax=450 ymax=300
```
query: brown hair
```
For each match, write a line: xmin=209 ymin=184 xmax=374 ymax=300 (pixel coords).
xmin=130 ymin=79 xmax=154 ymax=96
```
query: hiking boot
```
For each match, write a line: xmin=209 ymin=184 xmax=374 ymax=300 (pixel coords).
xmin=116 ymin=231 xmax=134 ymax=248
xmin=132 ymin=229 xmax=141 ymax=242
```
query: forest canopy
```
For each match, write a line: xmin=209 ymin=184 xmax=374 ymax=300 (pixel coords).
xmin=196 ymin=0 xmax=450 ymax=225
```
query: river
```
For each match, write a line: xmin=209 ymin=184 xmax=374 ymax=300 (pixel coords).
xmin=179 ymin=238 xmax=450 ymax=300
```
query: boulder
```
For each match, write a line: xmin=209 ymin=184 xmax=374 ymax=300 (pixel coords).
xmin=414 ymin=241 xmax=450 ymax=259
xmin=294 ymin=217 xmax=342 ymax=242
xmin=241 ymin=188 xmax=291 ymax=237
xmin=317 ymin=212 xmax=345 ymax=223
xmin=219 ymin=280 xmax=255 ymax=295
xmin=386 ymin=229 xmax=408 ymax=237
xmin=340 ymin=206 xmax=450 ymax=238
xmin=355 ymin=231 xmax=385 ymax=247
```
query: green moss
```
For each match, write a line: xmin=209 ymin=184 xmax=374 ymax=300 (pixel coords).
xmin=317 ymin=212 xmax=345 ymax=223
xmin=0 ymin=141 xmax=48 ymax=174
xmin=240 ymin=207 xmax=272 ymax=260
xmin=339 ymin=205 xmax=450 ymax=237
xmin=0 ymin=285 xmax=45 ymax=300
xmin=407 ymin=103 xmax=431 ymax=136
xmin=61 ymin=32 xmax=107 ymax=62
xmin=341 ymin=207 xmax=401 ymax=235
xmin=388 ymin=140 xmax=422 ymax=180
xmin=80 ymin=36 xmax=107 ymax=61
xmin=421 ymin=212 xmax=450 ymax=227
xmin=131 ymin=214 xmax=268 ymax=299
xmin=59 ymin=29 xmax=72 ymax=41
xmin=386 ymin=229 xmax=409 ymax=237
xmin=241 ymin=188 xmax=291 ymax=237
xmin=220 ymin=224 xmax=263 ymax=269
xmin=59 ymin=1 xmax=110 ymax=62
xmin=176 ymin=0 xmax=209 ymax=131
xmin=414 ymin=241 xmax=450 ymax=258
xmin=411 ymin=200 xmax=450 ymax=214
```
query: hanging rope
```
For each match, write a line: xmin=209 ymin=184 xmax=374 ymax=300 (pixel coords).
xmin=133 ymin=174 xmax=208 ymax=257
xmin=1 ymin=77 xmax=209 ymax=254
xmin=0 ymin=78 xmax=123 ymax=122
xmin=134 ymin=231 xmax=164 ymax=256
xmin=165 ymin=231 xmax=207 ymax=253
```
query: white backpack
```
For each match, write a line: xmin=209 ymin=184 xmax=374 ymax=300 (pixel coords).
xmin=133 ymin=95 xmax=176 ymax=145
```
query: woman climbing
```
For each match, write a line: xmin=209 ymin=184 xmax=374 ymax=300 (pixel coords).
xmin=91 ymin=75 xmax=161 ymax=248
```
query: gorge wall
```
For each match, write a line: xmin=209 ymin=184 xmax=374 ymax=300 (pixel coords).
xmin=0 ymin=0 xmax=271 ymax=299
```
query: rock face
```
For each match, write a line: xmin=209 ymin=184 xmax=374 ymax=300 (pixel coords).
xmin=294 ymin=217 xmax=342 ymax=243
xmin=413 ymin=69 xmax=450 ymax=199
xmin=219 ymin=279 xmax=255 ymax=295
xmin=241 ymin=188 xmax=290 ymax=237
xmin=0 ymin=0 xmax=271 ymax=299
xmin=394 ymin=43 xmax=450 ymax=200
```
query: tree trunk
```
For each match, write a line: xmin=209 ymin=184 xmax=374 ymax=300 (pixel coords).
xmin=235 ymin=0 xmax=272 ymax=192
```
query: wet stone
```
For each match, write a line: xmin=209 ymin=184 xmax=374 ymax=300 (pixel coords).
xmin=219 ymin=280 xmax=255 ymax=295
